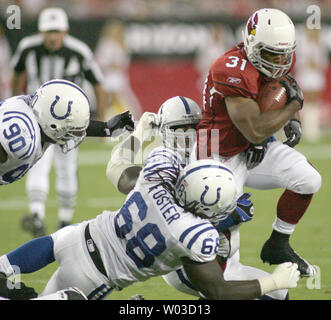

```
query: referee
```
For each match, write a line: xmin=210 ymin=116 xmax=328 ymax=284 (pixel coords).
xmin=10 ymin=7 xmax=108 ymax=237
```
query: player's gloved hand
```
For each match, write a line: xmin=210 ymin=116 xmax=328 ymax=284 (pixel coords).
xmin=231 ymin=193 xmax=254 ymax=224
xmin=0 ymin=273 xmax=38 ymax=300
xmin=283 ymin=119 xmax=302 ymax=148
xmin=106 ymin=110 xmax=135 ymax=137
xmin=245 ymin=141 xmax=267 ymax=169
xmin=132 ymin=112 xmax=158 ymax=142
xmin=280 ymin=75 xmax=304 ymax=108
xmin=258 ymin=262 xmax=300 ymax=295
xmin=214 ymin=193 xmax=254 ymax=232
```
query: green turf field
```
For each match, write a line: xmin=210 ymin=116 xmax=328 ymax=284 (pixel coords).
xmin=0 ymin=135 xmax=330 ymax=300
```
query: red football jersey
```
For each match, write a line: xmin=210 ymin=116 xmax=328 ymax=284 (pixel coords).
xmin=197 ymin=42 xmax=264 ymax=158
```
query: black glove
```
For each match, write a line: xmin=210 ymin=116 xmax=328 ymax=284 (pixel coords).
xmin=106 ymin=111 xmax=134 ymax=136
xmin=0 ymin=273 xmax=38 ymax=300
xmin=245 ymin=140 xmax=268 ymax=169
xmin=283 ymin=119 xmax=302 ymax=148
xmin=280 ymin=75 xmax=304 ymax=108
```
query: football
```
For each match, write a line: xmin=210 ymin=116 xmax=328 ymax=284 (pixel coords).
xmin=256 ymin=78 xmax=288 ymax=113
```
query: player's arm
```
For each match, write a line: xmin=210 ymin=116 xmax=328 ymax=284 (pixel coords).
xmin=117 ymin=165 xmax=142 ymax=194
xmin=106 ymin=112 xmax=158 ymax=193
xmin=182 ymin=257 xmax=260 ymax=300
xmin=107 ymin=133 xmax=142 ymax=194
xmin=225 ymin=96 xmax=301 ymax=144
xmin=225 ymin=76 xmax=303 ymax=144
xmin=86 ymin=111 xmax=134 ymax=137
xmin=181 ymin=257 xmax=299 ymax=300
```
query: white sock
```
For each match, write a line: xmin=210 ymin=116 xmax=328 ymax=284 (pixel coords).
xmin=58 ymin=208 xmax=74 ymax=223
xmin=0 ymin=255 xmax=15 ymax=277
xmin=29 ymin=202 xmax=45 ymax=220
xmin=272 ymin=217 xmax=296 ymax=235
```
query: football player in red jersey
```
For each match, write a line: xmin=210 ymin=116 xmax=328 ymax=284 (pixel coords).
xmin=197 ymin=8 xmax=321 ymax=277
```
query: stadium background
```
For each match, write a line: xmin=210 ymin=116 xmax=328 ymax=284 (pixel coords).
xmin=0 ymin=0 xmax=330 ymax=300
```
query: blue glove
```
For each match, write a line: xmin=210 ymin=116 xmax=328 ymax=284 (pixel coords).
xmin=215 ymin=193 xmax=254 ymax=232
xmin=232 ymin=193 xmax=254 ymax=223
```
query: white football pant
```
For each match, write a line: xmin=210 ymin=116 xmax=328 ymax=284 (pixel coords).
xmin=41 ymin=222 xmax=112 ymax=300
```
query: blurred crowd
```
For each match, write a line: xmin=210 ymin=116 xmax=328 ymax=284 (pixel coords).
xmin=1 ymin=0 xmax=331 ymax=19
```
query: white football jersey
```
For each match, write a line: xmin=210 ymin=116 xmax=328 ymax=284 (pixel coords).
xmin=89 ymin=147 xmax=219 ymax=289
xmin=0 ymin=95 xmax=44 ymax=185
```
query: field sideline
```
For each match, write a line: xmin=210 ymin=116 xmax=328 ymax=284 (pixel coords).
xmin=0 ymin=135 xmax=330 ymax=300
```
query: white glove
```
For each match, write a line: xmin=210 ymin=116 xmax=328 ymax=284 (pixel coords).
xmin=132 ymin=112 xmax=158 ymax=143
xmin=258 ymin=262 xmax=300 ymax=295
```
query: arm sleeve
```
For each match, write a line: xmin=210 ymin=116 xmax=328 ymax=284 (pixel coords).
xmin=86 ymin=120 xmax=108 ymax=137
xmin=106 ymin=112 xmax=161 ymax=190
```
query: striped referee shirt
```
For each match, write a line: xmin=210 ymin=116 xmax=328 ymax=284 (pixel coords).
xmin=11 ymin=33 xmax=103 ymax=93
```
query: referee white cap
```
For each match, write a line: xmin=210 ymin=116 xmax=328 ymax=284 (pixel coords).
xmin=38 ymin=7 xmax=69 ymax=32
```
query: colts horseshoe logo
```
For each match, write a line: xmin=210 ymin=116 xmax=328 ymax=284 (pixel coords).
xmin=50 ymin=95 xmax=73 ymax=120
xmin=200 ymin=186 xmax=221 ymax=206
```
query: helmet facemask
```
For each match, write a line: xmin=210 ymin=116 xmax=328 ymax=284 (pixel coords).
xmin=161 ymin=122 xmax=198 ymax=162
xmin=55 ymin=126 xmax=87 ymax=153
xmin=249 ymin=42 xmax=296 ymax=78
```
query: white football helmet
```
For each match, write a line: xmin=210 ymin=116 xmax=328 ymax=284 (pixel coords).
xmin=175 ymin=159 xmax=237 ymax=224
xmin=158 ymin=96 xmax=201 ymax=158
xmin=243 ymin=8 xmax=296 ymax=78
xmin=31 ymin=79 xmax=90 ymax=152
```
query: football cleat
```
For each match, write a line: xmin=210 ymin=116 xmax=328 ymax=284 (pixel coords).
xmin=58 ymin=220 xmax=71 ymax=230
xmin=260 ymin=239 xmax=316 ymax=277
xmin=21 ymin=213 xmax=46 ymax=238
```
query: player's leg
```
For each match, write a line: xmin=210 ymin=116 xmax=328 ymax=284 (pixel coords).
xmin=0 ymin=236 xmax=55 ymax=299
xmin=41 ymin=222 xmax=113 ymax=300
xmin=54 ymin=146 xmax=78 ymax=229
xmin=246 ymin=141 xmax=321 ymax=276
xmin=22 ymin=146 xmax=55 ymax=237
xmin=162 ymin=270 xmax=202 ymax=299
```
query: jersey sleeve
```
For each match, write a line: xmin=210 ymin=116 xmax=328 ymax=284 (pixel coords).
xmin=178 ymin=221 xmax=219 ymax=263
xmin=211 ymin=55 xmax=259 ymax=100
xmin=0 ymin=109 xmax=38 ymax=161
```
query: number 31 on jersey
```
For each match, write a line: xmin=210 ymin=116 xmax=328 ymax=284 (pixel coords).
xmin=226 ymin=56 xmax=247 ymax=71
